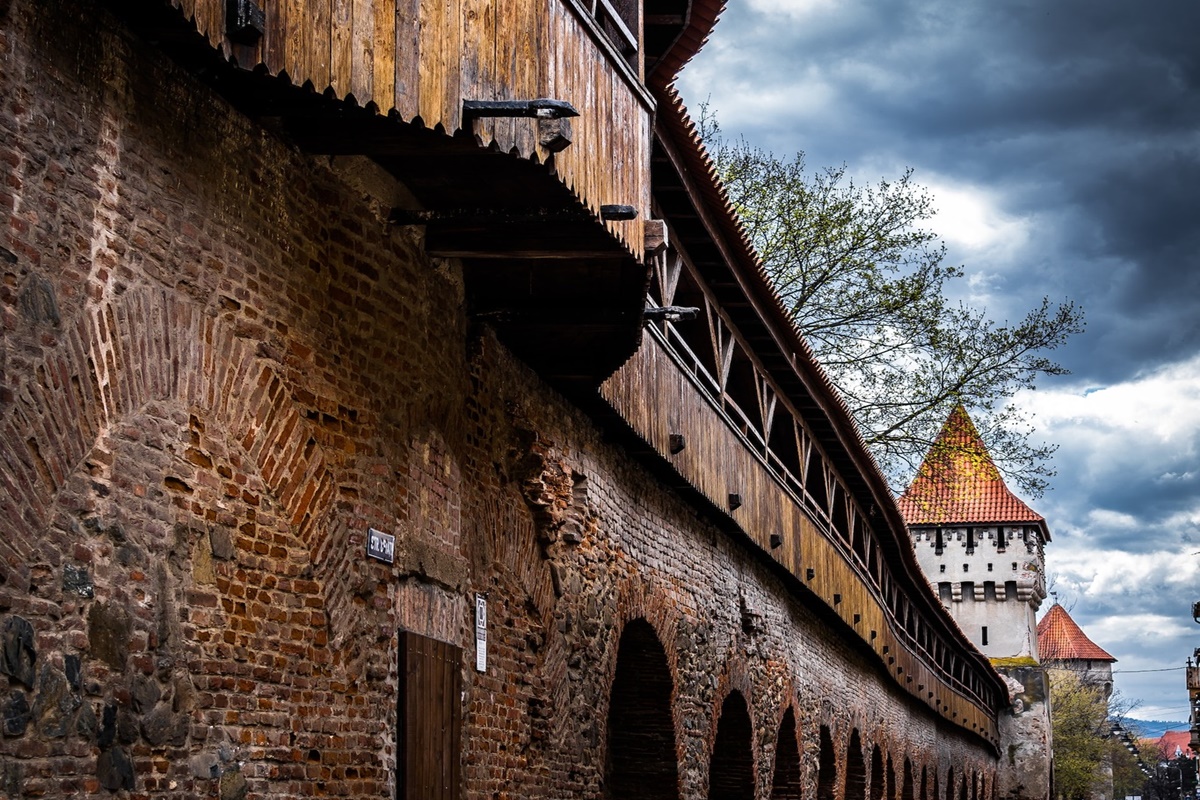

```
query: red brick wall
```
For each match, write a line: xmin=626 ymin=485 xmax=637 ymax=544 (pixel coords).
xmin=0 ymin=2 xmax=1000 ymax=798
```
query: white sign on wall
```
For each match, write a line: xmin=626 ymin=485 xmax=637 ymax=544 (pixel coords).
xmin=475 ymin=594 xmax=488 ymax=673
xmin=366 ymin=528 xmax=395 ymax=564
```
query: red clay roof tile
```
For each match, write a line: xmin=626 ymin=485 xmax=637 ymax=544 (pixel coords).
xmin=1036 ymin=604 xmax=1116 ymax=662
xmin=1149 ymin=730 xmax=1195 ymax=759
xmin=897 ymin=405 xmax=1047 ymax=530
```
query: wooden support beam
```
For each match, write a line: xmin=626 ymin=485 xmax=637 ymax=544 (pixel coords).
xmin=422 ymin=219 xmax=627 ymax=259
xmin=537 ymin=117 xmax=574 ymax=152
xmin=644 ymin=219 xmax=669 ymax=254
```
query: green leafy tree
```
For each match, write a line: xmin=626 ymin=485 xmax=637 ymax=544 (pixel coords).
xmin=700 ymin=113 xmax=1085 ymax=496
xmin=1109 ymin=728 xmax=1155 ymax=800
xmin=1049 ymin=670 xmax=1112 ymax=800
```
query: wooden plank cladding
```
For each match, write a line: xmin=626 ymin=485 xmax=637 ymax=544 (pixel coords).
xmin=600 ymin=331 xmax=1000 ymax=747
xmin=162 ymin=0 xmax=651 ymax=258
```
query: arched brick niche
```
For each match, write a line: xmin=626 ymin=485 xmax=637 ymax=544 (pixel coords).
xmin=845 ymin=729 xmax=867 ymax=800
xmin=818 ymin=725 xmax=838 ymax=800
xmin=605 ymin=618 xmax=679 ymax=800
xmin=708 ymin=690 xmax=754 ymax=800
xmin=871 ymin=745 xmax=885 ymax=800
xmin=770 ymin=707 xmax=802 ymax=800
xmin=902 ymin=757 xmax=916 ymax=800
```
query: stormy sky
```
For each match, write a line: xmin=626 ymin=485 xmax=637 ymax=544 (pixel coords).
xmin=676 ymin=0 xmax=1200 ymax=722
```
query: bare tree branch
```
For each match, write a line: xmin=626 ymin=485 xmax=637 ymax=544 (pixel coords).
xmin=701 ymin=107 xmax=1085 ymax=497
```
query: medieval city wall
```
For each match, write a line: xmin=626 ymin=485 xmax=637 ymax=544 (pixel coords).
xmin=0 ymin=3 xmax=998 ymax=798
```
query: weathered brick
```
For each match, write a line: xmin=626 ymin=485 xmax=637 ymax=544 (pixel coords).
xmin=0 ymin=3 xmax=1005 ymax=800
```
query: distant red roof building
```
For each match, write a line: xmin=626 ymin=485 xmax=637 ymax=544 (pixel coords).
xmin=1036 ymin=604 xmax=1116 ymax=662
xmin=1148 ymin=730 xmax=1196 ymax=760
xmin=897 ymin=405 xmax=1049 ymax=534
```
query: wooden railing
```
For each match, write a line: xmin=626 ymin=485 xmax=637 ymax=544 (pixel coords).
xmin=600 ymin=235 xmax=1005 ymax=745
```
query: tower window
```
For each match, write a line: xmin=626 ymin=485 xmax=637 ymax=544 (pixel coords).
xmin=981 ymin=627 xmax=989 ymax=646
xmin=939 ymin=564 xmax=946 ymax=573
xmin=987 ymin=563 xmax=993 ymax=572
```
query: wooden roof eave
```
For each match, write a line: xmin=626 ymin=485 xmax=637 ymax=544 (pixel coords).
xmin=102 ymin=0 xmax=651 ymax=388
xmin=645 ymin=0 xmax=725 ymax=90
xmin=651 ymin=102 xmax=898 ymax=562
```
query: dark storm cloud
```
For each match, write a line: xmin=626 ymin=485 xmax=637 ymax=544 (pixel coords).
xmin=677 ymin=0 xmax=1200 ymax=716
xmin=679 ymin=0 xmax=1200 ymax=384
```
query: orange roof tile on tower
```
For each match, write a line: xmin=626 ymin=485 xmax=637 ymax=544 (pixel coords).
xmin=1036 ymin=604 xmax=1116 ymax=662
xmin=896 ymin=404 xmax=1048 ymax=534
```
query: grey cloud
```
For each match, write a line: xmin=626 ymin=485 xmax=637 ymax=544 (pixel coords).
xmin=677 ymin=0 xmax=1200 ymax=717
xmin=680 ymin=0 xmax=1200 ymax=386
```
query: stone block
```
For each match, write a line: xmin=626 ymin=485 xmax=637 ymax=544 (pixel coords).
xmin=75 ymin=700 xmax=97 ymax=740
xmin=219 ymin=766 xmax=248 ymax=800
xmin=32 ymin=664 xmax=77 ymax=738
xmin=18 ymin=274 xmax=60 ymax=327
xmin=209 ymin=526 xmax=236 ymax=560
xmin=3 ymin=689 xmax=29 ymax=737
xmin=62 ymin=565 xmax=94 ymax=598
xmin=190 ymin=752 xmax=219 ymax=780
xmin=142 ymin=705 xmax=188 ymax=746
xmin=97 ymin=746 xmax=135 ymax=792
xmin=1 ymin=616 xmax=36 ymax=688
xmin=87 ymin=603 xmax=130 ymax=671
xmin=130 ymin=675 xmax=161 ymax=712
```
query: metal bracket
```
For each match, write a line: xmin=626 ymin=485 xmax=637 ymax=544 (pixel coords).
xmin=226 ymin=0 xmax=266 ymax=43
xmin=599 ymin=204 xmax=637 ymax=221
xmin=644 ymin=306 xmax=699 ymax=323
xmin=462 ymin=99 xmax=580 ymax=120
xmin=388 ymin=207 xmax=595 ymax=226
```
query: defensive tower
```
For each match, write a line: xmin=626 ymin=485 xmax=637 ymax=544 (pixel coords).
xmin=898 ymin=405 xmax=1049 ymax=658
xmin=1037 ymin=602 xmax=1117 ymax=700
xmin=900 ymin=405 xmax=1053 ymax=800
xmin=1038 ymin=604 xmax=1119 ymax=800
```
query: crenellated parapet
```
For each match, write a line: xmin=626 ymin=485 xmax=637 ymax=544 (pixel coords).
xmin=910 ymin=525 xmax=1048 ymax=609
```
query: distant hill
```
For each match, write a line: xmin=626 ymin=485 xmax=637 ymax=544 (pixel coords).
xmin=1122 ymin=719 xmax=1190 ymax=739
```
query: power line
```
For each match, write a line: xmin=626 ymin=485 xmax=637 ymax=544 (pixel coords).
xmin=1113 ymin=666 xmax=1186 ymax=674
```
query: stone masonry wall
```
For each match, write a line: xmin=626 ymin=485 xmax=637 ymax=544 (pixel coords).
xmin=0 ymin=2 xmax=1000 ymax=798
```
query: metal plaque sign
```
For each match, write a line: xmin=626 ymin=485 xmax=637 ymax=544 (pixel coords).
xmin=366 ymin=527 xmax=395 ymax=564
xmin=475 ymin=594 xmax=488 ymax=673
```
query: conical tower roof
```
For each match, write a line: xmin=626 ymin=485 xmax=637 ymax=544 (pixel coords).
xmin=1036 ymin=603 xmax=1116 ymax=662
xmin=896 ymin=405 xmax=1048 ymax=534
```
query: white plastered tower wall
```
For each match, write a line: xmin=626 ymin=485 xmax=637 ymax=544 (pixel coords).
xmin=911 ymin=524 xmax=1048 ymax=659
